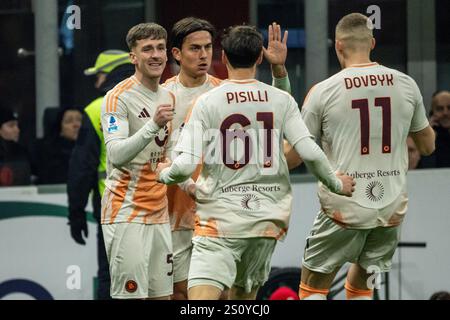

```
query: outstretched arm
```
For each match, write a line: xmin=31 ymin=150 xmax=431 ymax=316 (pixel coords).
xmin=284 ymin=96 xmax=354 ymax=196
xmin=284 ymin=139 xmax=302 ymax=170
xmin=156 ymin=153 xmax=200 ymax=185
xmin=157 ymin=102 xmax=205 ymax=185
xmin=292 ymin=136 xmax=354 ymax=196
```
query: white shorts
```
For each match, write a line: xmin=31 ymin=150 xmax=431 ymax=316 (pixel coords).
xmin=188 ymin=236 xmax=276 ymax=293
xmin=102 ymin=223 xmax=173 ymax=299
xmin=302 ymin=210 xmax=401 ymax=274
xmin=172 ymin=229 xmax=193 ymax=283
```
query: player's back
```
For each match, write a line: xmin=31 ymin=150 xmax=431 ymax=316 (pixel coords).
xmin=189 ymin=79 xmax=305 ymax=239
xmin=302 ymin=63 xmax=429 ymax=228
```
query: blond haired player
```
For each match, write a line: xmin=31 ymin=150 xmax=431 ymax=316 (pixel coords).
xmin=156 ymin=25 xmax=354 ymax=300
xmin=298 ymin=13 xmax=435 ymax=300
xmin=162 ymin=18 xmax=292 ymax=300
xmin=100 ymin=23 xmax=175 ymax=299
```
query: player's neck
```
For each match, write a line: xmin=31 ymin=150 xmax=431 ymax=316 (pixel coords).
xmin=134 ymin=72 xmax=159 ymax=92
xmin=178 ymin=71 xmax=207 ymax=88
xmin=344 ymin=55 xmax=373 ymax=68
xmin=227 ymin=67 xmax=256 ymax=81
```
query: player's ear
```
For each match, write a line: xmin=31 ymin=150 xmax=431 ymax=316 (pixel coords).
xmin=256 ymin=50 xmax=263 ymax=66
xmin=129 ymin=51 xmax=137 ymax=65
xmin=172 ymin=47 xmax=181 ymax=63
xmin=221 ymin=50 xmax=227 ymax=65
xmin=335 ymin=40 xmax=342 ymax=52
xmin=371 ymin=37 xmax=376 ymax=50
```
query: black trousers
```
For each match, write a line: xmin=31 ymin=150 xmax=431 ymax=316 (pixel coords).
xmin=96 ymin=224 xmax=111 ymax=300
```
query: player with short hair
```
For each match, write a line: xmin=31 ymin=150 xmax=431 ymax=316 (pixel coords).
xmin=100 ymin=22 xmax=175 ymax=299
xmin=298 ymin=13 xmax=435 ymax=300
xmin=156 ymin=24 xmax=354 ymax=300
xmin=162 ymin=17 xmax=293 ymax=300
xmin=162 ymin=16 xmax=220 ymax=300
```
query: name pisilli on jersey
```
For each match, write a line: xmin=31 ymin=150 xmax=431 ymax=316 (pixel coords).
xmin=301 ymin=63 xmax=429 ymax=229
xmin=175 ymin=79 xmax=312 ymax=239
xmin=162 ymin=74 xmax=221 ymax=231
xmin=100 ymin=75 xmax=175 ymax=225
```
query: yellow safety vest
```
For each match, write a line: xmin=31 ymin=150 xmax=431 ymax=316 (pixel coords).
xmin=84 ymin=97 xmax=107 ymax=196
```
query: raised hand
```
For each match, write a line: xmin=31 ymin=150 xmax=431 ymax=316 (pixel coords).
xmin=263 ymin=22 xmax=288 ymax=77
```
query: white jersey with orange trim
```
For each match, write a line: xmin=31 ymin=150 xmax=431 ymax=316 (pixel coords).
xmin=100 ymin=75 xmax=175 ymax=225
xmin=174 ymin=79 xmax=312 ymax=239
xmin=301 ymin=63 xmax=429 ymax=229
xmin=162 ymin=74 xmax=222 ymax=231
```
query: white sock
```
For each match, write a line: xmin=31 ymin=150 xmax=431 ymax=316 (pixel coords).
xmin=303 ymin=293 xmax=327 ymax=300
xmin=347 ymin=296 xmax=372 ymax=300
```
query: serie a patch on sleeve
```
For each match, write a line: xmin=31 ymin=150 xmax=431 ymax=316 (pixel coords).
xmin=107 ymin=116 xmax=119 ymax=133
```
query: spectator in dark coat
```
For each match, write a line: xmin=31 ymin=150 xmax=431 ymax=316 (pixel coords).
xmin=0 ymin=106 xmax=31 ymax=186
xmin=421 ymin=90 xmax=450 ymax=168
xmin=33 ymin=107 xmax=82 ymax=184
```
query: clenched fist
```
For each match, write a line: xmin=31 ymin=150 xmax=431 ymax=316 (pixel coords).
xmin=156 ymin=157 xmax=172 ymax=182
xmin=153 ymin=104 xmax=175 ymax=128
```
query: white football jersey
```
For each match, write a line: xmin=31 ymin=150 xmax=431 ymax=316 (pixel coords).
xmin=100 ymin=75 xmax=175 ymax=225
xmin=302 ymin=62 xmax=429 ymax=228
xmin=162 ymin=74 xmax=221 ymax=230
xmin=175 ymin=79 xmax=312 ymax=239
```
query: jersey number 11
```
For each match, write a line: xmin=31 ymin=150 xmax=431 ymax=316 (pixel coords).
xmin=352 ymin=97 xmax=391 ymax=155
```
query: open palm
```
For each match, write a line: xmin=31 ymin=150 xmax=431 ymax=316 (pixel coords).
xmin=263 ymin=22 xmax=288 ymax=65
